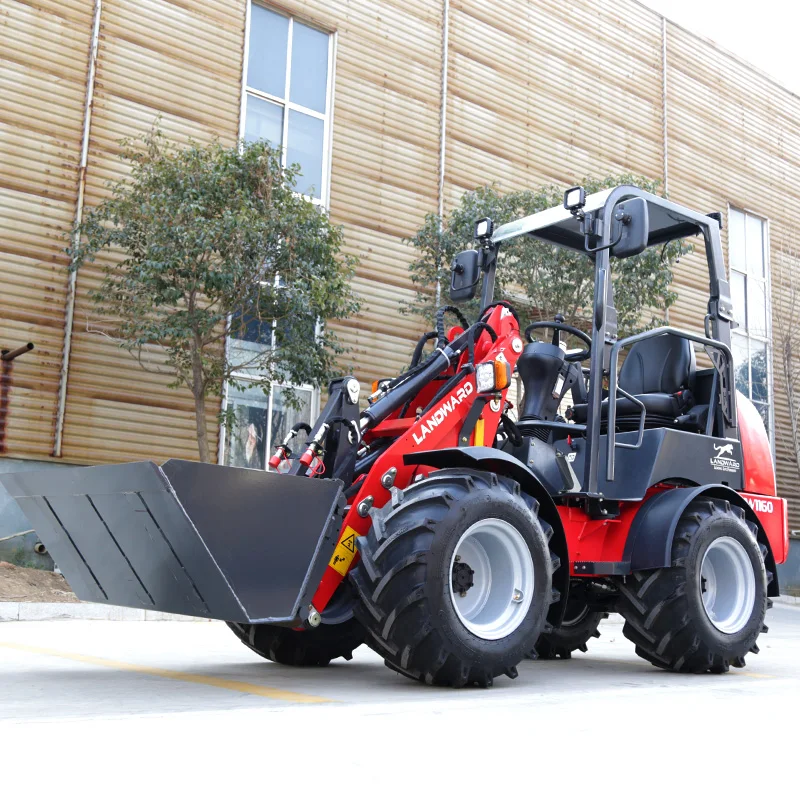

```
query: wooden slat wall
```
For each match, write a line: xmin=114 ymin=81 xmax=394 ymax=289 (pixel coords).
xmin=0 ymin=1 xmax=92 ymax=458
xmin=1 ymin=0 xmax=799 ymax=525
xmin=665 ymin=22 xmax=800 ymax=527
xmin=269 ymin=0 xmax=444 ymax=382
xmin=59 ymin=0 xmax=246 ymax=464
xmin=445 ymin=0 xmax=663 ymax=204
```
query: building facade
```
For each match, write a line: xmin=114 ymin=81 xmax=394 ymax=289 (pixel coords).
xmin=1 ymin=1 xmax=799 ymax=563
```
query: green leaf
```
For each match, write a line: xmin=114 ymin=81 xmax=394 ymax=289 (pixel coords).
xmin=68 ymin=124 xmax=360 ymax=461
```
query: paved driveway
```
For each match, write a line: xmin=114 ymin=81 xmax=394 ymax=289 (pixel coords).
xmin=2 ymin=607 xmax=798 ymax=797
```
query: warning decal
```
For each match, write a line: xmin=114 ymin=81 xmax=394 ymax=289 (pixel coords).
xmin=328 ymin=526 xmax=361 ymax=576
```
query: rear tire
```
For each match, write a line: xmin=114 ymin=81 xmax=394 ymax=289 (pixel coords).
xmin=350 ymin=469 xmax=558 ymax=687
xmin=535 ymin=581 xmax=608 ymax=659
xmin=616 ymin=498 xmax=768 ymax=673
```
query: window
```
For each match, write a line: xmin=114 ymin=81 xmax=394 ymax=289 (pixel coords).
xmin=221 ymin=3 xmax=333 ymax=468
xmin=222 ymin=314 xmax=317 ymax=470
xmin=243 ymin=3 xmax=333 ymax=202
xmin=728 ymin=208 xmax=773 ymax=439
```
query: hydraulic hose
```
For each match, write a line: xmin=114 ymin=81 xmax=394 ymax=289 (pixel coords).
xmin=435 ymin=305 xmax=470 ymax=346
xmin=410 ymin=331 xmax=438 ymax=368
xmin=419 ymin=364 xmax=474 ymax=417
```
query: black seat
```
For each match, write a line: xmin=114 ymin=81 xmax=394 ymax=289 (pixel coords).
xmin=569 ymin=334 xmax=696 ymax=429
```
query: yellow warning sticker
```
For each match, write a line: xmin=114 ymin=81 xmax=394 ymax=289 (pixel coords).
xmin=329 ymin=526 xmax=360 ymax=576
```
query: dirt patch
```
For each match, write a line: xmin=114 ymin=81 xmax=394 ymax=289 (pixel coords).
xmin=0 ymin=561 xmax=78 ymax=603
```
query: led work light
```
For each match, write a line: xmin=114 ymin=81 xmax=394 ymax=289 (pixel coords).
xmin=475 ymin=355 xmax=511 ymax=393
xmin=563 ymin=186 xmax=586 ymax=212
xmin=474 ymin=217 xmax=494 ymax=240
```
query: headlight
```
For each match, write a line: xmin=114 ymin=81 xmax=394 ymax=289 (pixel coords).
xmin=476 ymin=362 xmax=496 ymax=393
xmin=475 ymin=357 xmax=511 ymax=393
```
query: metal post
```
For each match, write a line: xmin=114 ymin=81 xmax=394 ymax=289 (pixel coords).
xmin=584 ymin=246 xmax=609 ymax=497
xmin=54 ymin=0 xmax=102 ymax=458
xmin=661 ymin=15 xmax=669 ymax=197
xmin=436 ymin=0 xmax=450 ymax=308
xmin=479 ymin=245 xmax=498 ymax=312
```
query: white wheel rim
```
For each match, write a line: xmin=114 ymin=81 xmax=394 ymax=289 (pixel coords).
xmin=449 ymin=518 xmax=534 ymax=640
xmin=700 ymin=536 xmax=756 ymax=634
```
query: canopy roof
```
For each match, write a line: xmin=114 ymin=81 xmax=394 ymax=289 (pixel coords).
xmin=491 ymin=186 xmax=711 ymax=254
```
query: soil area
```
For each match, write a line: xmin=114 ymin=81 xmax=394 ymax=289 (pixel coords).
xmin=0 ymin=562 xmax=78 ymax=603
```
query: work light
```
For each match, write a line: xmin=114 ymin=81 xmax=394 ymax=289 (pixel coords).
xmin=475 ymin=356 xmax=512 ymax=393
xmin=474 ymin=217 xmax=494 ymax=240
xmin=563 ymin=186 xmax=586 ymax=212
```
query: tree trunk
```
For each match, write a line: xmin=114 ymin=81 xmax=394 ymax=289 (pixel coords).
xmin=193 ymin=386 xmax=212 ymax=463
xmin=190 ymin=337 xmax=212 ymax=463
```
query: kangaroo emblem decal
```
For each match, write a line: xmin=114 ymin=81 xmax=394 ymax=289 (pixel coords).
xmin=713 ymin=443 xmax=734 ymax=457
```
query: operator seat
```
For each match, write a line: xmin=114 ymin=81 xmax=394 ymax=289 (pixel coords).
xmin=569 ymin=333 xmax=697 ymax=430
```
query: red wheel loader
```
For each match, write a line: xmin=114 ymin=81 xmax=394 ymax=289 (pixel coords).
xmin=2 ymin=186 xmax=788 ymax=687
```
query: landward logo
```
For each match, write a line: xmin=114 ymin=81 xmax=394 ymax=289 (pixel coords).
xmin=710 ymin=441 xmax=739 ymax=473
xmin=412 ymin=382 xmax=474 ymax=445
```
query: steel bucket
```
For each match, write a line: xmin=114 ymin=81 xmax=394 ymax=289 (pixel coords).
xmin=0 ymin=460 xmax=343 ymax=625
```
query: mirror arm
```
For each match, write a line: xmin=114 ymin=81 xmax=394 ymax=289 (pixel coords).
xmin=582 ymin=210 xmax=626 ymax=254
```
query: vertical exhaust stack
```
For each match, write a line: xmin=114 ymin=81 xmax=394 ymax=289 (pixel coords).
xmin=0 ymin=460 xmax=344 ymax=625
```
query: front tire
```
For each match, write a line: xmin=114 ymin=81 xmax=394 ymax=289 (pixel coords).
xmin=616 ymin=498 xmax=768 ymax=673
xmin=226 ymin=619 xmax=364 ymax=667
xmin=226 ymin=585 xmax=365 ymax=667
xmin=350 ymin=469 xmax=558 ymax=687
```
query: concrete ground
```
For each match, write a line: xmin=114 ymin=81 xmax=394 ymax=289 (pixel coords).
xmin=1 ymin=608 xmax=798 ymax=799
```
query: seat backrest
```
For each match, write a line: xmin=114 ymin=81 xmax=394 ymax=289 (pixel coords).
xmin=619 ymin=333 xmax=696 ymax=395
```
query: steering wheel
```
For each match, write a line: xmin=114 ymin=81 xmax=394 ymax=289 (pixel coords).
xmin=524 ymin=316 xmax=592 ymax=362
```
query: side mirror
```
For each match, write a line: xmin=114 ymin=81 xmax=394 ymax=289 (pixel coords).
xmin=450 ymin=249 xmax=480 ymax=302
xmin=611 ymin=197 xmax=649 ymax=259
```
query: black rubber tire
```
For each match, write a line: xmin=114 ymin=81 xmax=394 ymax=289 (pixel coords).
xmin=226 ymin=618 xmax=364 ymax=666
xmin=616 ymin=498 xmax=769 ymax=674
xmin=535 ymin=581 xmax=608 ymax=659
xmin=350 ymin=469 xmax=559 ymax=687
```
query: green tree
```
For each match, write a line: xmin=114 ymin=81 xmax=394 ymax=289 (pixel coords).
xmin=406 ymin=175 xmax=689 ymax=339
xmin=69 ymin=128 xmax=359 ymax=463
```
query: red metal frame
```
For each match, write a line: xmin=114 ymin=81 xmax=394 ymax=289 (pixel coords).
xmin=738 ymin=391 xmax=788 ymax=563
xmin=307 ymin=310 xmax=789 ymax=614
xmin=737 ymin=392 xmax=776 ymax=496
xmin=311 ymin=304 xmax=524 ymax=612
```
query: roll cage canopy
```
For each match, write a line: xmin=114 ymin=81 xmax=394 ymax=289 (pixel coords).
xmin=493 ymin=186 xmax=716 ymax=250
xmin=461 ymin=185 xmax=738 ymax=500
xmin=490 ymin=185 xmax=733 ymax=324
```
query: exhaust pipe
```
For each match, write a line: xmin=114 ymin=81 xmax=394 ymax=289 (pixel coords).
xmin=33 ymin=540 xmax=47 ymax=555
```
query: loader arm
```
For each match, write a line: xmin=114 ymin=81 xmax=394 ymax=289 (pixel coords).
xmin=309 ymin=303 xmax=526 ymax=613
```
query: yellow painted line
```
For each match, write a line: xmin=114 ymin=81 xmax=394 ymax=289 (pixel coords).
xmin=739 ymin=671 xmax=776 ymax=679
xmin=0 ymin=641 xmax=333 ymax=704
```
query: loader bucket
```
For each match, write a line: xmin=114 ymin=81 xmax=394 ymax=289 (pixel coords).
xmin=0 ymin=460 xmax=344 ymax=625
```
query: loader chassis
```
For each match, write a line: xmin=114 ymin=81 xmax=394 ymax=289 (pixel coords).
xmin=1 ymin=185 xmax=788 ymax=686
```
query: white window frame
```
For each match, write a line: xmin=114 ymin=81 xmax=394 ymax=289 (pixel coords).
xmin=727 ymin=205 xmax=775 ymax=452
xmin=240 ymin=1 xmax=336 ymax=207
xmin=218 ymin=2 xmax=337 ymax=466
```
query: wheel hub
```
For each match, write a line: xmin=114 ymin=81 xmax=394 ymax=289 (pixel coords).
xmin=700 ymin=536 xmax=756 ymax=634
xmin=451 ymin=560 xmax=475 ymax=595
xmin=448 ymin=518 xmax=534 ymax=641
